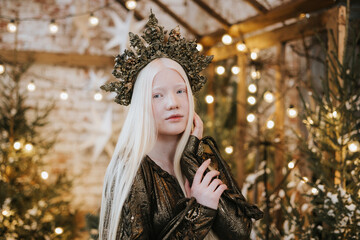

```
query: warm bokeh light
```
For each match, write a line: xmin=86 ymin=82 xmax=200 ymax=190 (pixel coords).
xmin=2 ymin=210 xmax=10 ymax=217
xmin=221 ymin=34 xmax=232 ymax=45
xmin=349 ymin=142 xmax=359 ymax=153
xmin=251 ymin=70 xmax=260 ymax=80
xmin=250 ymin=51 xmax=258 ymax=60
xmin=225 ymin=146 xmax=233 ymax=154
xmin=41 ymin=171 xmax=49 ymax=180
xmin=94 ymin=92 xmax=103 ymax=101
xmin=287 ymin=105 xmax=298 ymax=118
xmin=216 ymin=66 xmax=225 ymax=75
xmin=0 ymin=64 xmax=5 ymax=74
xmin=301 ymin=177 xmax=309 ymax=183
xmin=125 ymin=0 xmax=137 ymax=10
xmin=311 ymin=188 xmax=319 ymax=195
xmin=246 ymin=113 xmax=255 ymax=123
xmin=231 ymin=66 xmax=240 ymax=75
xmin=55 ymin=227 xmax=64 ymax=235
xmin=248 ymin=83 xmax=257 ymax=93
xmin=288 ymin=161 xmax=295 ymax=169
xmin=49 ymin=20 xmax=59 ymax=34
xmin=196 ymin=43 xmax=203 ymax=52
xmin=60 ymin=90 xmax=69 ymax=100
xmin=89 ymin=13 xmax=99 ymax=26
xmin=264 ymin=91 xmax=274 ymax=103
xmin=13 ymin=141 xmax=21 ymax=150
xmin=25 ymin=143 xmax=33 ymax=151
xmin=27 ymin=80 xmax=36 ymax=91
xmin=266 ymin=120 xmax=275 ymax=129
xmin=236 ymin=42 xmax=246 ymax=52
xmin=7 ymin=20 xmax=17 ymax=33
xmin=247 ymin=96 xmax=256 ymax=105
xmin=205 ymin=95 xmax=214 ymax=104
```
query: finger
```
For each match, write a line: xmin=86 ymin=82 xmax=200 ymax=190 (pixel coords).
xmin=200 ymin=170 xmax=220 ymax=187
xmin=184 ymin=178 xmax=191 ymax=198
xmin=193 ymin=159 xmax=211 ymax=185
xmin=208 ymin=178 xmax=223 ymax=192
xmin=214 ymin=184 xmax=227 ymax=198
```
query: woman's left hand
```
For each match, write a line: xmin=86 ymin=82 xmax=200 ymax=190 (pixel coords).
xmin=191 ymin=112 xmax=203 ymax=139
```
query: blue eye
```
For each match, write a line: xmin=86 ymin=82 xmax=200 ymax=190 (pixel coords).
xmin=177 ymin=89 xmax=186 ymax=94
xmin=153 ymin=94 xmax=161 ymax=99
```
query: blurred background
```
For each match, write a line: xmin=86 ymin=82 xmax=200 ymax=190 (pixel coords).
xmin=0 ymin=0 xmax=359 ymax=239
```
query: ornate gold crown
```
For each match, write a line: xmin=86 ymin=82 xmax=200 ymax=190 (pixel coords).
xmin=100 ymin=11 xmax=214 ymax=106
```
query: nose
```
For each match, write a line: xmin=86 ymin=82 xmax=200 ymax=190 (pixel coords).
xmin=166 ymin=92 xmax=180 ymax=110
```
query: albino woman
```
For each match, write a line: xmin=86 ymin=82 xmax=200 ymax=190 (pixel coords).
xmin=99 ymin=12 xmax=263 ymax=240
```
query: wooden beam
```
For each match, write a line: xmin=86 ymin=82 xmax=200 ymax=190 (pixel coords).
xmin=0 ymin=50 xmax=114 ymax=68
xmin=151 ymin=0 xmax=201 ymax=38
xmin=243 ymin=0 xmax=268 ymax=14
xmin=199 ymin=0 xmax=335 ymax=47
xmin=207 ymin=12 xmax=326 ymax=61
xmin=192 ymin=0 xmax=231 ymax=30
xmin=115 ymin=0 xmax=145 ymax=21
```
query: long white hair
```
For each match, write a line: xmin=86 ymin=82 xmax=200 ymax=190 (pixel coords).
xmin=98 ymin=58 xmax=218 ymax=240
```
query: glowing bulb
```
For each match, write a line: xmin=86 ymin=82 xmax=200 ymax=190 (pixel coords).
xmin=25 ymin=143 xmax=33 ymax=151
xmin=196 ymin=43 xmax=203 ymax=52
xmin=216 ymin=66 xmax=225 ymax=75
xmin=13 ymin=141 xmax=21 ymax=150
xmin=60 ymin=90 xmax=68 ymax=100
xmin=41 ymin=171 xmax=49 ymax=180
xmin=225 ymin=146 xmax=233 ymax=154
xmin=332 ymin=111 xmax=338 ymax=118
xmin=349 ymin=142 xmax=359 ymax=153
xmin=247 ymin=96 xmax=256 ymax=105
xmin=94 ymin=92 xmax=103 ymax=101
xmin=246 ymin=113 xmax=255 ymax=123
xmin=89 ymin=13 xmax=99 ymax=26
xmin=0 ymin=64 xmax=5 ymax=74
xmin=236 ymin=42 xmax=246 ymax=52
xmin=49 ymin=20 xmax=59 ymax=34
xmin=125 ymin=0 xmax=137 ymax=10
xmin=205 ymin=95 xmax=214 ymax=104
xmin=287 ymin=105 xmax=298 ymax=118
xmin=266 ymin=120 xmax=275 ymax=129
xmin=264 ymin=91 xmax=274 ymax=103
xmin=250 ymin=51 xmax=258 ymax=60
xmin=248 ymin=83 xmax=257 ymax=93
xmin=251 ymin=70 xmax=260 ymax=80
xmin=2 ymin=210 xmax=10 ymax=217
xmin=288 ymin=161 xmax=295 ymax=169
xmin=7 ymin=20 xmax=17 ymax=33
xmin=55 ymin=227 xmax=63 ymax=235
xmin=27 ymin=80 xmax=36 ymax=91
xmin=301 ymin=177 xmax=309 ymax=183
xmin=231 ymin=66 xmax=240 ymax=75
xmin=311 ymin=188 xmax=318 ymax=195
xmin=222 ymin=34 xmax=232 ymax=45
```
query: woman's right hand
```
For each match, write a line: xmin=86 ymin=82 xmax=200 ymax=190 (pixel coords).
xmin=185 ymin=159 xmax=227 ymax=210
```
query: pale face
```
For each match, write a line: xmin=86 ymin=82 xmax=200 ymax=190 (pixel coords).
xmin=152 ymin=68 xmax=189 ymax=137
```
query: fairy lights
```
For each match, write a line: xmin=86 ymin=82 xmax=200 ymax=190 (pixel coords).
xmin=7 ymin=19 xmax=17 ymax=33
xmin=49 ymin=19 xmax=59 ymax=34
xmin=222 ymin=34 xmax=232 ymax=45
xmin=196 ymin=43 xmax=203 ymax=52
xmin=89 ymin=13 xmax=99 ymax=26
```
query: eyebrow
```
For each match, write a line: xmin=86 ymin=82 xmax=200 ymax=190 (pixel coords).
xmin=152 ymin=83 xmax=186 ymax=91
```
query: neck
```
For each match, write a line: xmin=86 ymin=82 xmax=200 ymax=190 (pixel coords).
xmin=148 ymin=134 xmax=181 ymax=165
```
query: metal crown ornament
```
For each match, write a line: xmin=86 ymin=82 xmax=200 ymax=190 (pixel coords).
xmin=100 ymin=11 xmax=214 ymax=106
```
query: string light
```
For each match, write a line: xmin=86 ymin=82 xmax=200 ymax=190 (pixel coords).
xmin=236 ymin=42 xmax=246 ymax=52
xmin=55 ymin=227 xmax=64 ymax=235
xmin=225 ymin=146 xmax=233 ymax=154
xmin=349 ymin=142 xmax=359 ymax=153
xmin=94 ymin=92 xmax=103 ymax=101
xmin=25 ymin=143 xmax=33 ymax=151
xmin=216 ymin=66 xmax=225 ymax=75
xmin=231 ymin=66 xmax=240 ymax=75
xmin=248 ymin=83 xmax=257 ymax=93
xmin=311 ymin=187 xmax=319 ymax=195
xmin=247 ymin=96 xmax=256 ymax=105
xmin=301 ymin=176 xmax=309 ymax=183
xmin=27 ymin=80 xmax=36 ymax=92
xmin=205 ymin=95 xmax=214 ymax=104
xmin=247 ymin=113 xmax=255 ymax=123
xmin=60 ymin=89 xmax=69 ymax=100
xmin=89 ymin=13 xmax=99 ymax=26
xmin=251 ymin=70 xmax=260 ymax=80
xmin=7 ymin=19 xmax=17 ymax=33
xmin=250 ymin=50 xmax=258 ymax=60
xmin=263 ymin=91 xmax=274 ymax=103
xmin=2 ymin=210 xmax=10 ymax=217
xmin=41 ymin=171 xmax=49 ymax=180
xmin=287 ymin=105 xmax=298 ymax=118
xmin=221 ymin=34 xmax=232 ymax=45
xmin=49 ymin=19 xmax=59 ymax=34
xmin=196 ymin=43 xmax=203 ymax=52
xmin=266 ymin=120 xmax=275 ymax=129
xmin=125 ymin=0 xmax=137 ymax=10
xmin=288 ymin=161 xmax=295 ymax=169
xmin=0 ymin=63 xmax=5 ymax=74
xmin=328 ymin=110 xmax=339 ymax=119
xmin=13 ymin=141 xmax=21 ymax=150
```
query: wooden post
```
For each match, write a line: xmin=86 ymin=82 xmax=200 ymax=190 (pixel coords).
xmin=234 ymin=54 xmax=247 ymax=187
xmin=274 ymin=42 xmax=286 ymax=230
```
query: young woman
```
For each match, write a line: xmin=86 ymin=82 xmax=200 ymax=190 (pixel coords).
xmin=98 ymin=12 xmax=263 ymax=240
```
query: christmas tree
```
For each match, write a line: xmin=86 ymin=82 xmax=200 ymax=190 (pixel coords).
xmin=0 ymin=61 xmax=77 ymax=239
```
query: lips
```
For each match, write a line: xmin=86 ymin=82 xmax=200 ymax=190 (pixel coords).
xmin=165 ymin=114 xmax=183 ymax=120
